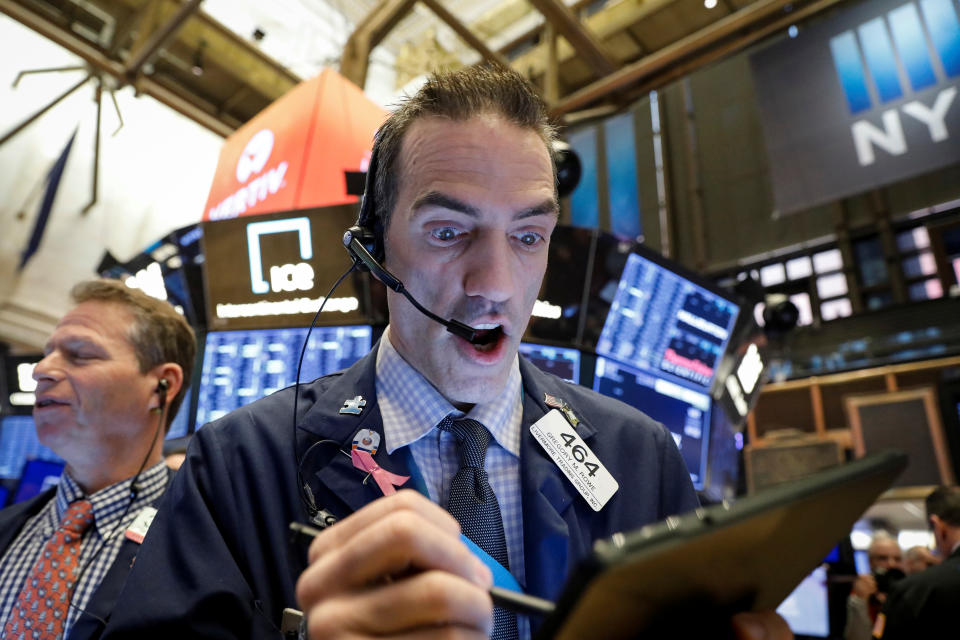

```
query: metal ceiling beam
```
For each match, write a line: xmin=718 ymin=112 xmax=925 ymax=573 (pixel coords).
xmin=419 ymin=0 xmax=510 ymax=70
xmin=341 ymin=0 xmax=418 ymax=88
xmin=0 ymin=0 xmax=233 ymax=137
xmin=123 ymin=0 xmax=203 ymax=82
xmin=609 ymin=0 xmax=847 ymax=108
xmin=526 ymin=0 xmax=616 ymax=78
xmin=552 ymin=0 xmax=829 ymax=115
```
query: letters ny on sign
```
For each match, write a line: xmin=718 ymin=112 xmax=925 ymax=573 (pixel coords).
xmin=829 ymin=0 xmax=960 ymax=166
xmin=246 ymin=218 xmax=315 ymax=294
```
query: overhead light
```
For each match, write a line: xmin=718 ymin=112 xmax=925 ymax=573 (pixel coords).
xmin=192 ymin=39 xmax=206 ymax=77
xmin=704 ymin=0 xmax=718 ymax=8
xmin=788 ymin=25 xmax=799 ymax=38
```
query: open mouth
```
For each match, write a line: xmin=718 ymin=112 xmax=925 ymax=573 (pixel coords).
xmin=35 ymin=398 xmax=66 ymax=409
xmin=470 ymin=324 xmax=504 ymax=353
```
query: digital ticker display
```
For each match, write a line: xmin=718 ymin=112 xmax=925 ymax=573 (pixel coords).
xmin=596 ymin=252 xmax=740 ymax=390
xmin=195 ymin=325 xmax=373 ymax=427
xmin=593 ymin=357 xmax=711 ymax=489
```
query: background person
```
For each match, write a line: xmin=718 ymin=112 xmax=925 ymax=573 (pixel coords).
xmin=845 ymin=533 xmax=903 ymax=640
xmin=874 ymin=486 xmax=960 ymax=639
xmin=902 ymin=545 xmax=939 ymax=576
xmin=0 ymin=279 xmax=195 ymax=639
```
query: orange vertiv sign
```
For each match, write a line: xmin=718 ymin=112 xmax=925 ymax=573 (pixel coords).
xmin=203 ymin=68 xmax=387 ymax=221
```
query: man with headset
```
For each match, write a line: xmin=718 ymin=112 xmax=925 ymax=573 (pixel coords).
xmin=0 ymin=279 xmax=194 ymax=639
xmin=103 ymin=67 xmax=789 ymax=639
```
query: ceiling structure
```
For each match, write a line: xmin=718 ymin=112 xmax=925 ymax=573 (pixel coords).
xmin=0 ymin=0 xmax=848 ymax=138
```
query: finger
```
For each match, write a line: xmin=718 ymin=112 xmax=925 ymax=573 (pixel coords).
xmin=296 ymin=508 xmax=491 ymax=609
xmin=308 ymin=491 xmax=461 ymax=563
xmin=305 ymin=570 xmax=493 ymax=639
xmin=731 ymin=611 xmax=794 ymax=640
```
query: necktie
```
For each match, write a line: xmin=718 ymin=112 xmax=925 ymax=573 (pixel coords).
xmin=439 ymin=416 xmax=519 ymax=640
xmin=3 ymin=499 xmax=95 ymax=640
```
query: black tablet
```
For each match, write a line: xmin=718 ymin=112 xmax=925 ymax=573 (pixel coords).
xmin=534 ymin=450 xmax=907 ymax=640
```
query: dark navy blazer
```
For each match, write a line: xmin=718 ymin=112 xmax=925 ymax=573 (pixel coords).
xmin=0 ymin=471 xmax=172 ymax=640
xmin=102 ymin=348 xmax=698 ymax=638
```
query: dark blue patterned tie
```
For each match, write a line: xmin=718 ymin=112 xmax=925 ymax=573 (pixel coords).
xmin=439 ymin=416 xmax=518 ymax=640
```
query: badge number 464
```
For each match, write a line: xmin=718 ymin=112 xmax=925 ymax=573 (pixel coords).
xmin=530 ymin=409 xmax=618 ymax=511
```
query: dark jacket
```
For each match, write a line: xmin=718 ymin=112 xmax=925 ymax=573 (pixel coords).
xmin=102 ymin=348 xmax=698 ymax=638
xmin=0 ymin=471 xmax=172 ymax=640
xmin=876 ymin=546 xmax=960 ymax=639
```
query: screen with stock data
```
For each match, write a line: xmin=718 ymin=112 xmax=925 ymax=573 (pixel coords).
xmin=596 ymin=252 xmax=740 ymax=390
xmin=195 ymin=326 xmax=373 ymax=427
xmin=592 ymin=357 xmax=711 ymax=489
xmin=518 ymin=343 xmax=581 ymax=384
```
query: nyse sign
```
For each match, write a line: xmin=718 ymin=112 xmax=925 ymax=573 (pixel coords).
xmin=750 ymin=0 xmax=960 ymax=214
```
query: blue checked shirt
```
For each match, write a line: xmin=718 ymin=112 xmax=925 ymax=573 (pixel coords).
xmin=377 ymin=330 xmax=528 ymax=615
xmin=0 ymin=460 xmax=168 ymax=636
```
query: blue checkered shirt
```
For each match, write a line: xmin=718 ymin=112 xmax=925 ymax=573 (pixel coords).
xmin=376 ymin=329 xmax=526 ymax=589
xmin=0 ymin=460 xmax=168 ymax=636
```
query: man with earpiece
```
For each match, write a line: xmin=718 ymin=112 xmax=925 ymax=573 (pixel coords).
xmin=0 ymin=279 xmax=195 ymax=639
xmin=102 ymin=68 xmax=790 ymax=640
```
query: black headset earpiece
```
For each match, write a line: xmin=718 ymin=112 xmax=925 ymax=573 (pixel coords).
xmin=156 ymin=378 xmax=169 ymax=409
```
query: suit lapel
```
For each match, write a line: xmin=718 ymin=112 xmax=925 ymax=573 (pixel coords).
xmin=518 ymin=358 xmax=599 ymax=601
xmin=296 ymin=345 xmax=413 ymax=519
xmin=0 ymin=488 xmax=56 ymax=553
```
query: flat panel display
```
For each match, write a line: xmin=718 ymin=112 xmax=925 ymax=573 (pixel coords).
xmin=195 ymin=325 xmax=372 ymax=427
xmin=518 ymin=343 xmax=581 ymax=384
xmin=202 ymin=206 xmax=384 ymax=330
xmin=0 ymin=416 xmax=62 ymax=479
xmin=776 ymin=566 xmax=830 ymax=638
xmin=593 ymin=357 xmax=711 ymax=489
xmin=596 ymin=251 xmax=740 ymax=391
xmin=13 ymin=459 xmax=64 ymax=504
xmin=2 ymin=355 xmax=42 ymax=416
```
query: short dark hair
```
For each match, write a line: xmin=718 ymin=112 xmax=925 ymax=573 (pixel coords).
xmin=70 ymin=279 xmax=196 ymax=431
xmin=372 ymin=65 xmax=557 ymax=236
xmin=926 ymin=486 xmax=960 ymax=527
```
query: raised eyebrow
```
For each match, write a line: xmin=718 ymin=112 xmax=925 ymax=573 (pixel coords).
xmin=516 ymin=199 xmax=559 ymax=221
xmin=411 ymin=192 xmax=558 ymax=221
xmin=411 ymin=192 xmax=480 ymax=218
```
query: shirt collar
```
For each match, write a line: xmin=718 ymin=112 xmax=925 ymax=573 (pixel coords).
xmin=376 ymin=326 xmax=522 ymax=457
xmin=55 ymin=461 xmax=169 ymax=538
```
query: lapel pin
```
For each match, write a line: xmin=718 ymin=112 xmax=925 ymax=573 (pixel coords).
xmin=351 ymin=429 xmax=381 ymax=455
xmin=544 ymin=392 xmax=579 ymax=427
xmin=340 ymin=395 xmax=367 ymax=415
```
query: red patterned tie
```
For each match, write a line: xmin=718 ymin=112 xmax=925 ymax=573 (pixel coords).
xmin=3 ymin=499 xmax=94 ymax=640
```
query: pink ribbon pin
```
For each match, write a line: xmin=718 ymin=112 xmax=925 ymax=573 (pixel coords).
xmin=351 ymin=449 xmax=410 ymax=496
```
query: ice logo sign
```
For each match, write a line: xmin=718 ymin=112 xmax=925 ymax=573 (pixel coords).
xmin=246 ymin=218 xmax=314 ymax=294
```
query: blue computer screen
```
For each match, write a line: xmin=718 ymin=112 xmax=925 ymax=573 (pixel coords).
xmin=596 ymin=252 xmax=740 ymax=390
xmin=776 ymin=566 xmax=829 ymax=638
xmin=518 ymin=343 xmax=581 ymax=384
xmin=195 ymin=325 xmax=373 ymax=427
xmin=592 ymin=357 xmax=711 ymax=489
xmin=0 ymin=416 xmax=63 ymax=479
xmin=13 ymin=459 xmax=65 ymax=504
